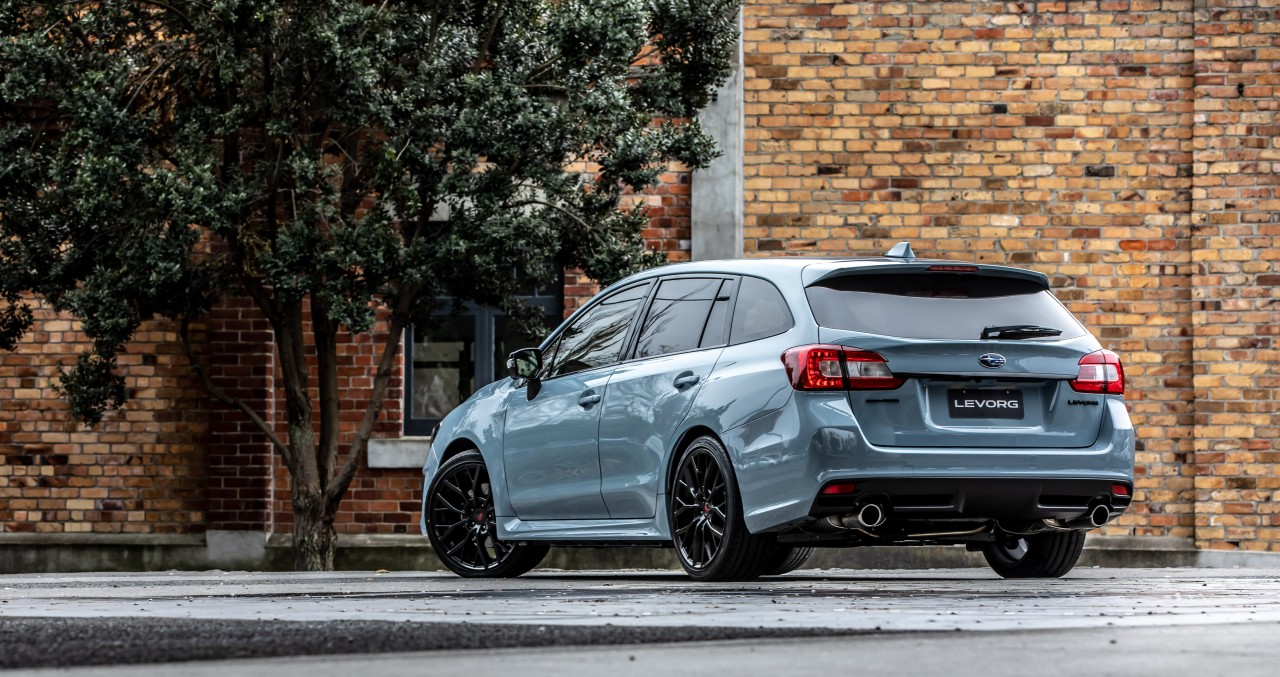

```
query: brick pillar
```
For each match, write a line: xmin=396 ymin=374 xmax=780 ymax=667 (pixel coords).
xmin=205 ymin=297 xmax=275 ymax=532
xmin=1190 ymin=0 xmax=1280 ymax=552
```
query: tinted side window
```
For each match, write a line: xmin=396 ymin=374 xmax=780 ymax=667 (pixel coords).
xmin=699 ymin=279 xmax=735 ymax=349
xmin=730 ymin=277 xmax=793 ymax=344
xmin=547 ymin=282 xmax=651 ymax=377
xmin=634 ymin=278 xmax=723 ymax=358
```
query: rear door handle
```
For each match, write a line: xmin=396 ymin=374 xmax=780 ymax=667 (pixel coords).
xmin=673 ymin=372 xmax=700 ymax=389
xmin=578 ymin=390 xmax=601 ymax=407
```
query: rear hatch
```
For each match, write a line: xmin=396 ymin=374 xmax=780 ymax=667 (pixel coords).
xmin=805 ymin=263 xmax=1106 ymax=449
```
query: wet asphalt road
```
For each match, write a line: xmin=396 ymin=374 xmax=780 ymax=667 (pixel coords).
xmin=0 ymin=616 xmax=857 ymax=669
xmin=3 ymin=567 xmax=1280 ymax=674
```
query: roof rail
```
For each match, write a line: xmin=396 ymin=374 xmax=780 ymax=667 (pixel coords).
xmin=884 ymin=241 xmax=916 ymax=260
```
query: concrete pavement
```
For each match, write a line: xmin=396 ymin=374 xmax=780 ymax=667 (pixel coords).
xmin=3 ymin=568 xmax=1280 ymax=673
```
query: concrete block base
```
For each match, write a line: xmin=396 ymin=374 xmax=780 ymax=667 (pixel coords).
xmin=2 ymin=533 xmax=1275 ymax=574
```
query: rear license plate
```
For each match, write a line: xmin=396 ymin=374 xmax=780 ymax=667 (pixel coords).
xmin=948 ymin=389 xmax=1024 ymax=420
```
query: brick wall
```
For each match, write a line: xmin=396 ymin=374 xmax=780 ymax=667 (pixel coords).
xmin=0 ymin=302 xmax=207 ymax=534
xmin=267 ymin=312 xmax=410 ymax=536
xmin=205 ymin=297 xmax=274 ymax=531
xmin=741 ymin=0 xmax=1276 ymax=550
xmin=743 ymin=0 xmax=1199 ymax=540
xmin=1190 ymin=0 xmax=1280 ymax=550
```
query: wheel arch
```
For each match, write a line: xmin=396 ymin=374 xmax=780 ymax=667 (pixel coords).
xmin=439 ymin=436 xmax=482 ymax=466
xmin=664 ymin=425 xmax=722 ymax=494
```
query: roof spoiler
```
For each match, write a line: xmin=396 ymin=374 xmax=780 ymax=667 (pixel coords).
xmin=805 ymin=260 xmax=1051 ymax=289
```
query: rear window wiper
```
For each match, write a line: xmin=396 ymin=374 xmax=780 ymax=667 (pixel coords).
xmin=980 ymin=324 xmax=1063 ymax=340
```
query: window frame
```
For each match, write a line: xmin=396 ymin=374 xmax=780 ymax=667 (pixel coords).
xmin=537 ymin=280 xmax=655 ymax=381
xmin=404 ymin=290 xmax=563 ymax=437
xmin=627 ymin=274 xmax=739 ymax=361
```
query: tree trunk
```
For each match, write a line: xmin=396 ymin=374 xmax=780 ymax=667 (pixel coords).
xmin=293 ymin=487 xmax=336 ymax=571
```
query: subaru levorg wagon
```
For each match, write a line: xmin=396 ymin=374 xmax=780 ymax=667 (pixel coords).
xmin=420 ymin=243 xmax=1135 ymax=581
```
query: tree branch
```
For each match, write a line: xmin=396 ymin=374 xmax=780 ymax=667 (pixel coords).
xmin=323 ymin=307 xmax=410 ymax=509
xmin=178 ymin=317 xmax=293 ymax=465
xmin=471 ymin=1 xmax=505 ymax=74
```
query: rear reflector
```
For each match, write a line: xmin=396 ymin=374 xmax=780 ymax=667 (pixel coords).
xmin=1112 ymin=483 xmax=1130 ymax=497
xmin=926 ymin=265 xmax=979 ymax=272
xmin=821 ymin=482 xmax=858 ymax=496
xmin=1069 ymin=349 xmax=1125 ymax=394
xmin=781 ymin=345 xmax=905 ymax=391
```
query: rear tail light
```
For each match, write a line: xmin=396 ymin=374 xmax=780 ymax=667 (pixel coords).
xmin=926 ymin=265 xmax=979 ymax=272
xmin=1069 ymin=349 xmax=1124 ymax=394
xmin=1112 ymin=483 xmax=1130 ymax=497
xmin=782 ymin=345 xmax=905 ymax=391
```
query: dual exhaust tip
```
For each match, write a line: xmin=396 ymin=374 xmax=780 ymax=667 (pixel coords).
xmin=847 ymin=502 xmax=1110 ymax=531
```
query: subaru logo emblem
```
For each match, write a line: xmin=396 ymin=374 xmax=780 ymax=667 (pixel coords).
xmin=979 ymin=353 xmax=1006 ymax=369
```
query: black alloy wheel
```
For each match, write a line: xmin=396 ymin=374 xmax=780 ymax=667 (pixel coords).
xmin=425 ymin=450 xmax=548 ymax=578
xmin=982 ymin=529 xmax=1086 ymax=579
xmin=670 ymin=435 xmax=771 ymax=581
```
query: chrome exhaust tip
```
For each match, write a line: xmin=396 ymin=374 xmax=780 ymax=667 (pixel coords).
xmin=856 ymin=503 xmax=887 ymax=529
xmin=1088 ymin=504 xmax=1111 ymax=528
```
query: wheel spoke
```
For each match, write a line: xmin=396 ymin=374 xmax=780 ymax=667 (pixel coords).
xmin=440 ymin=478 xmax=467 ymax=500
xmin=474 ymin=537 xmax=492 ymax=567
xmin=434 ymin=519 xmax=467 ymax=538
xmin=432 ymin=494 xmax=463 ymax=514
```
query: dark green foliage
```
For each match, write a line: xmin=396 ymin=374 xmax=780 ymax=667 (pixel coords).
xmin=0 ymin=0 xmax=740 ymax=423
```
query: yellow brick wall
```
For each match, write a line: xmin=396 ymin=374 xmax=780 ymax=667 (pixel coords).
xmin=741 ymin=0 xmax=1279 ymax=548
xmin=1190 ymin=0 xmax=1280 ymax=551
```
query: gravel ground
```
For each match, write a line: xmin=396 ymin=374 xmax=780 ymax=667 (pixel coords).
xmin=0 ymin=616 xmax=865 ymax=669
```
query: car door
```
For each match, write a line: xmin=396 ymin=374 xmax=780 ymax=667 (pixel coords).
xmin=502 ymin=281 xmax=652 ymax=520
xmin=597 ymin=277 xmax=736 ymax=518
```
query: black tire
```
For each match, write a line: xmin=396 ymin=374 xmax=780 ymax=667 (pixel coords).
xmin=762 ymin=546 xmax=814 ymax=576
xmin=669 ymin=435 xmax=772 ymax=581
xmin=982 ymin=530 xmax=1086 ymax=579
xmin=425 ymin=450 xmax=549 ymax=578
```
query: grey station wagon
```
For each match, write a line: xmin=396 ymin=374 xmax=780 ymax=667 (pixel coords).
xmin=420 ymin=243 xmax=1135 ymax=581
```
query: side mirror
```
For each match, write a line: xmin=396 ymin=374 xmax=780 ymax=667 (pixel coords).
xmin=507 ymin=347 xmax=543 ymax=381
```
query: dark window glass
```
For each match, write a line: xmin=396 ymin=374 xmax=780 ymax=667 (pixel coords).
xmin=699 ymin=279 xmax=735 ymax=348
xmin=547 ymin=282 xmax=651 ymax=377
xmin=404 ymin=268 xmax=563 ymax=436
xmin=730 ymin=277 xmax=793 ymax=344
xmin=804 ymin=273 xmax=1085 ymax=340
xmin=635 ymin=278 xmax=725 ymax=358
xmin=409 ymin=317 xmax=476 ymax=423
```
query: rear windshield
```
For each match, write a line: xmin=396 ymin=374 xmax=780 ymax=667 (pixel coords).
xmin=805 ymin=273 xmax=1086 ymax=340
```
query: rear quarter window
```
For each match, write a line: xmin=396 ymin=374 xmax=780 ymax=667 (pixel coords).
xmin=805 ymin=272 xmax=1086 ymax=340
xmin=730 ymin=276 xmax=793 ymax=343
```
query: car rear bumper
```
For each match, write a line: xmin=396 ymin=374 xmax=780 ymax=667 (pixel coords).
xmin=809 ymin=476 xmax=1133 ymax=522
xmin=723 ymin=392 xmax=1136 ymax=534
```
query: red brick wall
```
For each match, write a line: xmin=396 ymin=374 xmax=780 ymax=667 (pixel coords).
xmin=1190 ymin=0 xmax=1280 ymax=551
xmin=0 ymin=303 xmax=207 ymax=534
xmin=205 ymin=297 xmax=275 ymax=531
xmin=263 ymin=308 xmax=408 ymax=535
